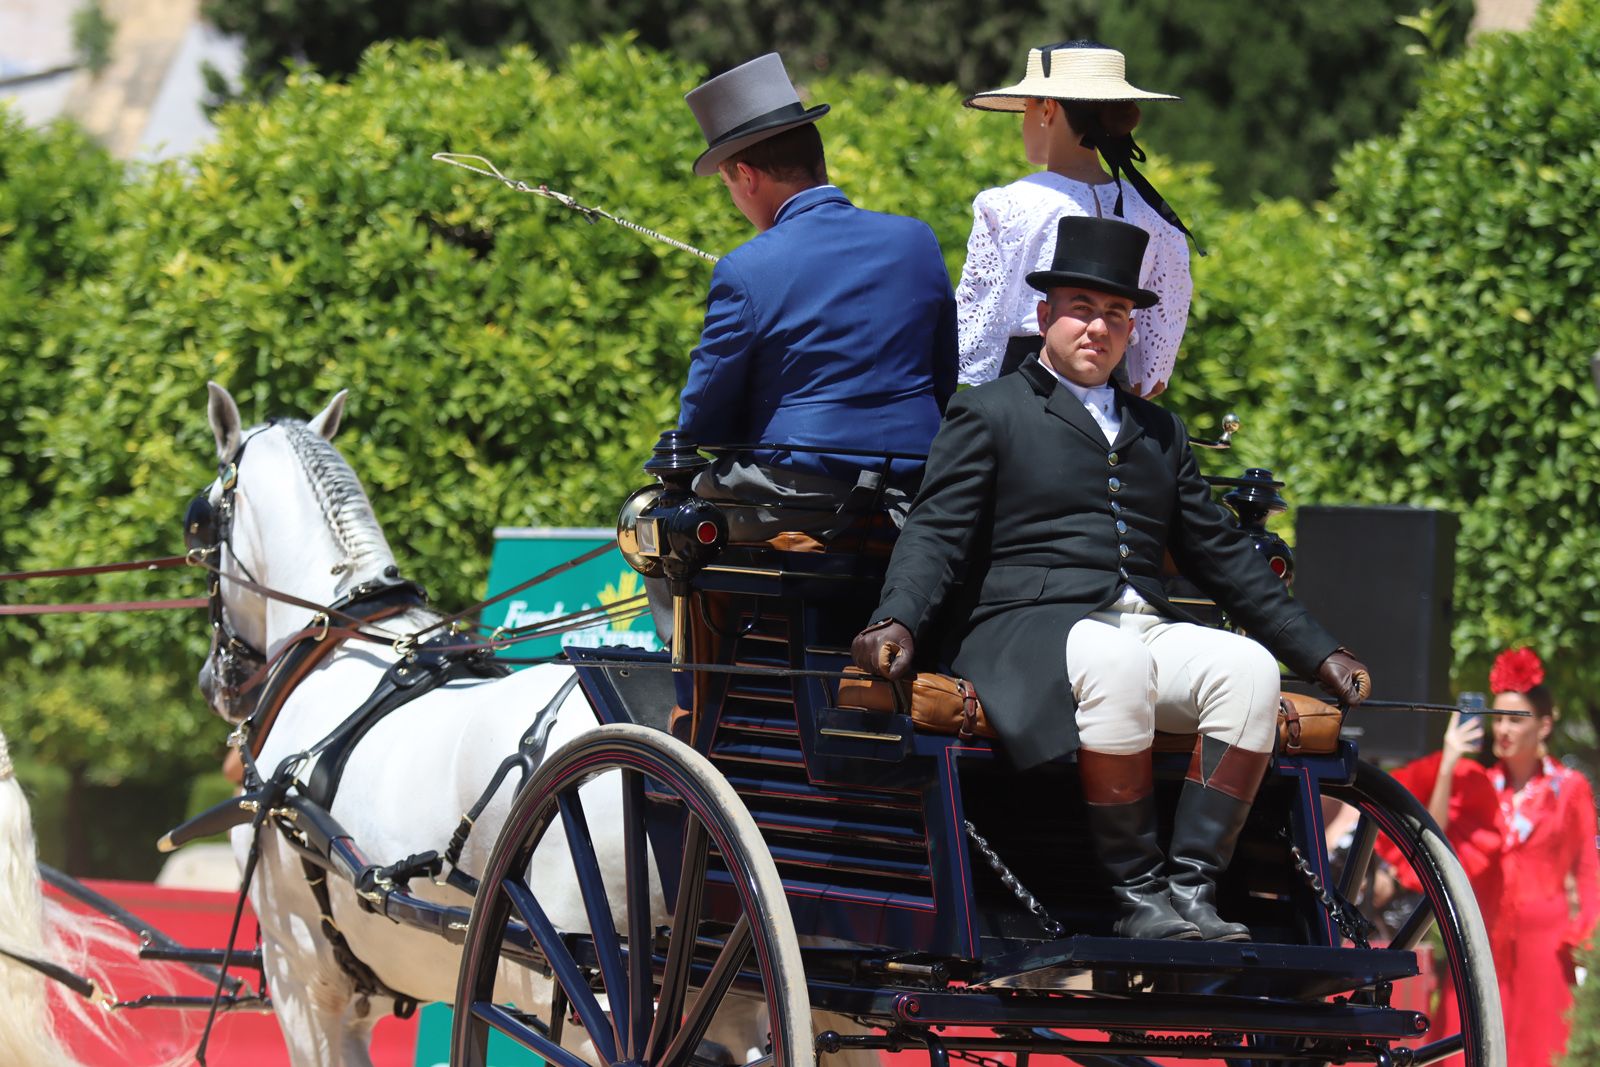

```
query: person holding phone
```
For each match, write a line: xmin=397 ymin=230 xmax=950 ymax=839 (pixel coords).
xmin=1485 ymin=647 xmax=1600 ymax=1066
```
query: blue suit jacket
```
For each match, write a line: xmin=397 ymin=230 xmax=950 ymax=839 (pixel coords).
xmin=678 ymin=186 xmax=958 ymax=481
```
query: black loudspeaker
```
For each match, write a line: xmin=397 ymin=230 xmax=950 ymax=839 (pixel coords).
xmin=1291 ymin=506 xmax=1458 ymax=764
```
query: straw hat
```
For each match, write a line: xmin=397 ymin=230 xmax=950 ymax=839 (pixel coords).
xmin=965 ymin=42 xmax=1178 ymax=112
xmin=685 ymin=53 xmax=830 ymax=177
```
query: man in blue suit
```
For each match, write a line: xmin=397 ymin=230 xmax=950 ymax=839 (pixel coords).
xmin=680 ymin=53 xmax=958 ymax=541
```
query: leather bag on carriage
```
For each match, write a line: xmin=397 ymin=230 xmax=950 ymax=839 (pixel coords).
xmin=838 ymin=670 xmax=1344 ymax=755
xmin=837 ymin=667 xmax=997 ymax=740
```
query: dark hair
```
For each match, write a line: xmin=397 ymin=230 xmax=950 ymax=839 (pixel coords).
xmin=1061 ymin=101 xmax=1142 ymax=142
xmin=1524 ymin=684 xmax=1556 ymax=719
xmin=722 ymin=123 xmax=827 ymax=185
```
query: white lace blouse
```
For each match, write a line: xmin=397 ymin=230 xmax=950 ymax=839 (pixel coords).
xmin=955 ymin=171 xmax=1192 ymax=392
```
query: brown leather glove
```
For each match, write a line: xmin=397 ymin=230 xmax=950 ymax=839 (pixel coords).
xmin=852 ymin=618 xmax=915 ymax=680
xmin=1316 ymin=647 xmax=1371 ymax=707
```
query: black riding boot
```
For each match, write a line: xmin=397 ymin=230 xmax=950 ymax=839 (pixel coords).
xmin=1166 ymin=735 xmax=1271 ymax=942
xmin=1078 ymin=748 xmax=1201 ymax=941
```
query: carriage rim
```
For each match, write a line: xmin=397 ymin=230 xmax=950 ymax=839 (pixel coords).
xmin=450 ymin=722 xmax=813 ymax=1067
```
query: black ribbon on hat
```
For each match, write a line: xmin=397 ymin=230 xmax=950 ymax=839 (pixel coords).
xmin=1091 ymin=132 xmax=1207 ymax=257
xmin=708 ymin=101 xmax=813 ymax=149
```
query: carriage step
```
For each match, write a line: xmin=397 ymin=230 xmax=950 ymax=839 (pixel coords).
xmin=974 ymin=934 xmax=1418 ymax=1000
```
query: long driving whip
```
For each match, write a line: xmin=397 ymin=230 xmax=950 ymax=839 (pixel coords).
xmin=432 ymin=152 xmax=720 ymax=263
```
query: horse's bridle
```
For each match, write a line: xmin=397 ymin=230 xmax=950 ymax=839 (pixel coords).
xmin=180 ymin=424 xmax=430 ymax=744
xmin=184 ymin=429 xmax=272 ymax=722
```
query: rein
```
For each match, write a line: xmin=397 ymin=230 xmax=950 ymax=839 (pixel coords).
xmin=0 ymin=555 xmax=203 ymax=616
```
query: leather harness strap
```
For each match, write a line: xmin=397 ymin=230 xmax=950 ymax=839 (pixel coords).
xmin=0 ymin=597 xmax=207 ymax=615
xmin=0 ymin=555 xmax=190 ymax=581
xmin=243 ymin=591 xmax=423 ymax=761
xmin=302 ymin=636 xmax=510 ymax=811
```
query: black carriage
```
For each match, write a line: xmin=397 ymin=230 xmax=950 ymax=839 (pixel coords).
xmin=449 ymin=432 xmax=1503 ymax=1067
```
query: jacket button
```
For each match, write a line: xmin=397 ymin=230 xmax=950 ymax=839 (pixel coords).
xmin=1108 ymin=453 xmax=1119 ymax=466
xmin=1116 ymin=519 xmax=1128 ymax=535
xmin=1109 ymin=500 xmax=1122 ymax=515
xmin=1119 ymin=544 xmax=1130 ymax=558
xmin=1108 ymin=477 xmax=1122 ymax=493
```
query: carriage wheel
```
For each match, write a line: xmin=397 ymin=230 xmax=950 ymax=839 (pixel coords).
xmin=451 ymin=723 xmax=812 ymax=1067
xmin=1312 ymin=760 xmax=1505 ymax=1067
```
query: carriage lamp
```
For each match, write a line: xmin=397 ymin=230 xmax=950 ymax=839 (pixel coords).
xmin=1222 ymin=467 xmax=1295 ymax=586
xmin=617 ymin=431 xmax=730 ymax=666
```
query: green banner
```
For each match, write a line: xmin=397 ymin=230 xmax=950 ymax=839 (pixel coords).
xmin=480 ymin=527 xmax=660 ymax=661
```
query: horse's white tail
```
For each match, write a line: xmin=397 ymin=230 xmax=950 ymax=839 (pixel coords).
xmin=0 ymin=726 xmax=138 ymax=1067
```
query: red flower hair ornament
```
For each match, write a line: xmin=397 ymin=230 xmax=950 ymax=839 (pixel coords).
xmin=1489 ymin=647 xmax=1545 ymax=695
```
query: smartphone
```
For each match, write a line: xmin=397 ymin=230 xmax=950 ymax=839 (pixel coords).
xmin=1457 ymin=691 xmax=1487 ymax=737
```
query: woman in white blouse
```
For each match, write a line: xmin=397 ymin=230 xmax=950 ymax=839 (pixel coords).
xmin=958 ymin=41 xmax=1195 ymax=397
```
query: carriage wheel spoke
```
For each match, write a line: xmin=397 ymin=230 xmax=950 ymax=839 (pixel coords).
xmin=659 ymin=914 xmax=753 ymax=1067
xmin=502 ymin=877 xmax=619 ymax=1063
xmin=1387 ymin=892 xmax=1437 ymax=953
xmin=622 ymin=770 xmax=656 ymax=1059
xmin=646 ymin=818 xmax=710 ymax=1063
xmin=558 ymin=789 xmax=630 ymax=1054
xmin=1337 ymin=813 xmax=1378 ymax=901
xmin=469 ymin=1002 xmax=597 ymax=1067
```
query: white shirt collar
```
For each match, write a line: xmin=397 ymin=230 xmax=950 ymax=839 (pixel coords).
xmin=776 ymin=184 xmax=840 ymax=219
xmin=1041 ymin=361 xmax=1116 ymax=410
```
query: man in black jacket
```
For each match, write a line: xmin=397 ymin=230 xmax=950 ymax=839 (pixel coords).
xmin=852 ymin=216 xmax=1369 ymax=942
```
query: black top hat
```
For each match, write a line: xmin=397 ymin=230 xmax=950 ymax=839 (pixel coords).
xmin=1026 ymin=216 xmax=1159 ymax=308
xmin=685 ymin=53 xmax=829 ymax=177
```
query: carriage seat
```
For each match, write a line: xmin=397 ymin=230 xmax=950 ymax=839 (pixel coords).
xmin=724 ymin=510 xmax=901 ymax=557
xmin=836 ymin=670 xmax=1343 ymax=756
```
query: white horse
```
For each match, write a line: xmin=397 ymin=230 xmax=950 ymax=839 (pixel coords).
xmin=0 ymin=725 xmax=147 ymax=1066
xmin=196 ymin=383 xmax=786 ymax=1067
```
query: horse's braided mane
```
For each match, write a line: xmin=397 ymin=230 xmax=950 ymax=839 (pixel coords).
xmin=279 ymin=419 xmax=391 ymax=571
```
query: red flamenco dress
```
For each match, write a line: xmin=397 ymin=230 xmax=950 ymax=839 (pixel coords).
xmin=1489 ymin=756 xmax=1600 ymax=1066
xmin=1376 ymin=752 xmax=1506 ymax=1067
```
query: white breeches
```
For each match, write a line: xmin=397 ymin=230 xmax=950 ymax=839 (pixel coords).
xmin=1066 ymin=594 xmax=1280 ymax=756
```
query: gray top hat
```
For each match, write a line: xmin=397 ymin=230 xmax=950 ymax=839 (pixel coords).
xmin=685 ymin=53 xmax=829 ymax=177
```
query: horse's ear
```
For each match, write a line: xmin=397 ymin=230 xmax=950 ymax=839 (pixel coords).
xmin=307 ymin=390 xmax=348 ymax=441
xmin=207 ymin=381 xmax=242 ymax=460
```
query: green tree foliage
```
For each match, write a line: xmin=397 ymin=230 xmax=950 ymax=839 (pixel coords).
xmin=201 ymin=0 xmax=1457 ymax=203
xmin=1240 ymin=0 xmax=1600 ymax=722
xmin=201 ymin=0 xmax=1094 ymax=95
xmin=0 ymin=113 xmax=120 ymax=567
xmin=1098 ymin=0 xmax=1469 ymax=202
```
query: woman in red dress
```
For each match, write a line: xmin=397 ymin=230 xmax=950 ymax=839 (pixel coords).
xmin=1485 ymin=648 xmax=1600 ymax=1066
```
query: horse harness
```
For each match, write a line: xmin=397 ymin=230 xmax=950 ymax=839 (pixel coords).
xmin=180 ymin=431 xmax=519 ymax=1019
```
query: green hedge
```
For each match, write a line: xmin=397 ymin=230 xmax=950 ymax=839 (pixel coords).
xmin=1254 ymin=0 xmax=1600 ymax=712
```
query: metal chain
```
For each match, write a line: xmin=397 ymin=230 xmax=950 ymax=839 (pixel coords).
xmin=1282 ymin=831 xmax=1374 ymax=950
xmin=963 ymin=819 xmax=1064 ymax=938
xmin=433 ymin=153 xmax=720 ymax=263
